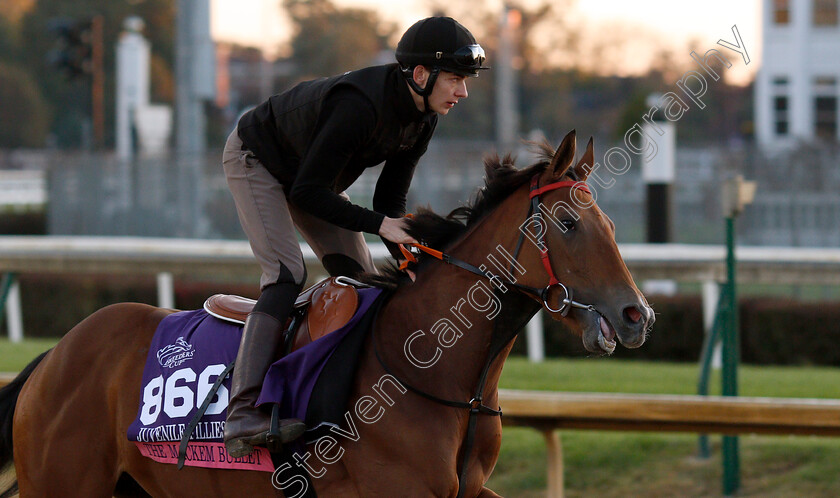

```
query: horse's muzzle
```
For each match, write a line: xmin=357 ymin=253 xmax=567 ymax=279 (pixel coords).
xmin=580 ymin=302 xmax=653 ymax=354
xmin=615 ymin=303 xmax=655 ymax=349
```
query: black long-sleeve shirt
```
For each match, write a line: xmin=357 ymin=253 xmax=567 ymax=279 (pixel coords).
xmin=238 ymin=64 xmax=436 ymax=236
xmin=289 ymin=88 xmax=426 ymax=234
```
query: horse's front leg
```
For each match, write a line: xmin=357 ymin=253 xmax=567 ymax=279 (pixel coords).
xmin=476 ymin=486 xmax=502 ymax=497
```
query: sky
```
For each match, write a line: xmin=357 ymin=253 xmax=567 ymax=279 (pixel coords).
xmin=210 ymin=0 xmax=762 ymax=84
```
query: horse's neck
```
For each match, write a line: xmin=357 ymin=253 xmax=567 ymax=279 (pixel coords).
xmin=374 ymin=191 xmax=540 ymax=400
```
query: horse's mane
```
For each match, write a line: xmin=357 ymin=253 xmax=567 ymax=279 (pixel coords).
xmin=361 ymin=143 xmax=556 ymax=290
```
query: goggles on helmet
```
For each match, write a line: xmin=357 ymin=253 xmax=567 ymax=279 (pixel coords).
xmin=439 ymin=44 xmax=486 ymax=69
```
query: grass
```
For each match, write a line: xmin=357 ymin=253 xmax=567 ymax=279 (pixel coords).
xmin=1 ymin=341 xmax=839 ymax=495
xmin=489 ymin=430 xmax=840 ymax=497
xmin=499 ymin=357 xmax=840 ymax=398
xmin=0 ymin=337 xmax=58 ymax=372
xmin=487 ymin=357 xmax=840 ymax=496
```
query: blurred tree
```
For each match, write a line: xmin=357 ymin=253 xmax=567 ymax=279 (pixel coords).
xmin=149 ymin=52 xmax=174 ymax=103
xmin=0 ymin=0 xmax=30 ymax=66
xmin=0 ymin=62 xmax=50 ymax=147
xmin=0 ymin=16 xmax=14 ymax=60
xmin=1 ymin=0 xmax=754 ymax=150
xmin=424 ymin=1 xmax=578 ymax=140
xmin=671 ymin=46 xmax=753 ymax=144
xmin=615 ymin=89 xmax=654 ymax=142
xmin=0 ymin=0 xmax=35 ymax=24
xmin=284 ymin=0 xmax=395 ymax=78
xmin=279 ymin=0 xmax=497 ymax=140
xmin=509 ymin=1 xmax=577 ymax=74
xmin=508 ymin=1 xmax=576 ymax=141
xmin=11 ymin=0 xmax=175 ymax=148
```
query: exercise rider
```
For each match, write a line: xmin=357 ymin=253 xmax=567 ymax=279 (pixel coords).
xmin=221 ymin=16 xmax=488 ymax=458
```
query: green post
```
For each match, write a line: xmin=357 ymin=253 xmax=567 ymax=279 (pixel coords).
xmin=722 ymin=216 xmax=740 ymax=494
xmin=716 ymin=174 xmax=754 ymax=495
xmin=696 ymin=286 xmax=727 ymax=459
xmin=0 ymin=273 xmax=16 ymax=324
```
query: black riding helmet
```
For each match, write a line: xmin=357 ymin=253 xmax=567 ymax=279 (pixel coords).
xmin=396 ymin=17 xmax=488 ymax=109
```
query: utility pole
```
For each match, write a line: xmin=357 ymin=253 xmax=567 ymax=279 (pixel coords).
xmin=495 ymin=5 xmax=521 ymax=152
xmin=175 ymin=0 xmax=215 ymax=236
xmin=497 ymin=5 xmax=541 ymax=362
xmin=90 ymin=15 xmax=105 ymax=148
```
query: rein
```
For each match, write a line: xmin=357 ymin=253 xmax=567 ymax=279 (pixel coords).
xmin=377 ymin=175 xmax=598 ymax=498
xmin=398 ymin=176 xmax=596 ymax=315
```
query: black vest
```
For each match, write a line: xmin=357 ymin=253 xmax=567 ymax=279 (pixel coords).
xmin=237 ymin=64 xmax=433 ymax=186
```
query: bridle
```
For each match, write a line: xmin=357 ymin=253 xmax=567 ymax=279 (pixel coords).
xmin=398 ymin=174 xmax=598 ymax=316
xmin=376 ymin=174 xmax=600 ymax=498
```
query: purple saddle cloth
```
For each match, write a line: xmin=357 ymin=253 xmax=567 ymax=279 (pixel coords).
xmin=127 ymin=287 xmax=385 ymax=447
xmin=257 ymin=287 xmax=385 ymax=440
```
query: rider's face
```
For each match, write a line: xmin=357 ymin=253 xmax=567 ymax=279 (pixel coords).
xmin=410 ymin=67 xmax=469 ymax=115
xmin=426 ymin=71 xmax=469 ymax=115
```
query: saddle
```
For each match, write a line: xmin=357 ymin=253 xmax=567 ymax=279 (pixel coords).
xmin=204 ymin=276 xmax=367 ymax=352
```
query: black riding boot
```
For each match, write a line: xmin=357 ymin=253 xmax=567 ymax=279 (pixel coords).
xmin=224 ymin=311 xmax=305 ymax=457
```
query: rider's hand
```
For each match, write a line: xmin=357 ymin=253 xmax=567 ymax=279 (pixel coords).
xmin=379 ymin=217 xmax=417 ymax=245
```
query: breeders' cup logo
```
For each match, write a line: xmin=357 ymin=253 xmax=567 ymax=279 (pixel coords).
xmin=156 ymin=336 xmax=195 ymax=368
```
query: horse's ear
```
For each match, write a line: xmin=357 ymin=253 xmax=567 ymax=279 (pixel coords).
xmin=549 ymin=130 xmax=576 ymax=179
xmin=571 ymin=137 xmax=594 ymax=182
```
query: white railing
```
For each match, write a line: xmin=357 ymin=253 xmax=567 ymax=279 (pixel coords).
xmin=2 ymin=236 xmax=839 ymax=283
xmin=0 ymin=170 xmax=47 ymax=207
xmin=2 ymin=236 xmax=840 ymax=353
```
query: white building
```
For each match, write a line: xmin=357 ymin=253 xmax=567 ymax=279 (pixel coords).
xmin=755 ymin=0 xmax=840 ymax=148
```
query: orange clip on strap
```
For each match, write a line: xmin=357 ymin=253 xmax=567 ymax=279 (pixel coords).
xmin=398 ymin=242 xmax=446 ymax=271
xmin=397 ymin=214 xmax=447 ymax=270
xmin=398 ymin=244 xmax=417 ymax=270
xmin=413 ymin=244 xmax=443 ymax=260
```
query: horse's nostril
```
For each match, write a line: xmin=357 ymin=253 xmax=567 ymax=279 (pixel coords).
xmin=624 ymin=306 xmax=643 ymax=324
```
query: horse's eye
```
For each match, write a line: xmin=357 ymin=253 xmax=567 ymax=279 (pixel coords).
xmin=560 ymin=219 xmax=576 ymax=232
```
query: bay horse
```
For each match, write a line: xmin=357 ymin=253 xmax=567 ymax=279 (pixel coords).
xmin=0 ymin=131 xmax=653 ymax=497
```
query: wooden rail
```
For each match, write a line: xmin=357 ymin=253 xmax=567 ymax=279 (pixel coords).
xmin=1 ymin=374 xmax=837 ymax=496
xmin=498 ymin=389 xmax=840 ymax=497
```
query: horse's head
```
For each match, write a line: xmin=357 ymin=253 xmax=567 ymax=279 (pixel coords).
xmin=515 ymin=130 xmax=654 ymax=354
xmin=365 ymin=130 xmax=653 ymax=355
